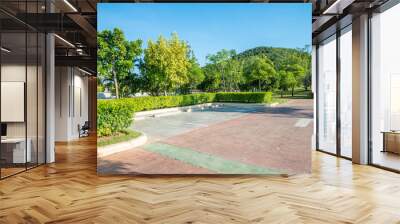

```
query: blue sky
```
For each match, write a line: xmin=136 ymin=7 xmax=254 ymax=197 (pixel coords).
xmin=98 ymin=3 xmax=311 ymax=66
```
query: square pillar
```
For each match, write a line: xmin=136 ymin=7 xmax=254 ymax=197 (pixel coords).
xmin=46 ymin=33 xmax=55 ymax=163
xmin=352 ymin=14 xmax=369 ymax=164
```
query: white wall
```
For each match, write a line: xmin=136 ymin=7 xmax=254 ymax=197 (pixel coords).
xmin=71 ymin=72 xmax=89 ymax=138
xmin=55 ymin=66 xmax=70 ymax=141
xmin=55 ymin=67 xmax=89 ymax=141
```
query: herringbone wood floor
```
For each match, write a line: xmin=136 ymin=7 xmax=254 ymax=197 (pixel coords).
xmin=1 ymin=136 xmax=400 ymax=223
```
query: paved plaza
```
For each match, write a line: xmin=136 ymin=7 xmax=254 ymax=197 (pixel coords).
xmin=98 ymin=99 xmax=313 ymax=175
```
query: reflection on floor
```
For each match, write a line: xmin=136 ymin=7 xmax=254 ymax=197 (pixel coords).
xmin=0 ymin=167 xmax=25 ymax=178
xmin=0 ymin=162 xmax=43 ymax=179
xmin=373 ymin=151 xmax=400 ymax=170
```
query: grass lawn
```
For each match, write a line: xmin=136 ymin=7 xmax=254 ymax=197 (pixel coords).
xmin=98 ymin=129 xmax=142 ymax=147
xmin=273 ymin=88 xmax=313 ymax=99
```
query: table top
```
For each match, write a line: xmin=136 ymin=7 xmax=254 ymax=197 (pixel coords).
xmin=381 ymin=131 xmax=400 ymax=134
xmin=1 ymin=138 xmax=30 ymax=143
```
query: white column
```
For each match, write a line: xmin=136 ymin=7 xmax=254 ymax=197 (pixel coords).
xmin=352 ymin=14 xmax=369 ymax=164
xmin=46 ymin=32 xmax=55 ymax=163
xmin=312 ymin=45 xmax=317 ymax=150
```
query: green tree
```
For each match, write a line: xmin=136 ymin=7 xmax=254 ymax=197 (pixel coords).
xmin=97 ymin=28 xmax=142 ymax=98
xmin=286 ymin=63 xmax=305 ymax=96
xmin=206 ymin=49 xmax=237 ymax=91
xmin=286 ymin=47 xmax=311 ymax=90
xmin=118 ymin=71 xmax=144 ymax=97
xmin=186 ymin=63 xmax=204 ymax=93
xmin=277 ymin=71 xmax=289 ymax=97
xmin=97 ymin=76 xmax=105 ymax=92
xmin=277 ymin=70 xmax=296 ymax=97
xmin=183 ymin=51 xmax=204 ymax=93
xmin=200 ymin=63 xmax=221 ymax=92
xmin=302 ymin=49 xmax=312 ymax=91
xmin=303 ymin=72 xmax=311 ymax=91
xmin=235 ymin=46 xmax=311 ymax=91
xmin=286 ymin=72 xmax=297 ymax=96
xmin=141 ymin=33 xmax=191 ymax=95
xmin=225 ymin=59 xmax=244 ymax=91
xmin=243 ymin=56 xmax=277 ymax=91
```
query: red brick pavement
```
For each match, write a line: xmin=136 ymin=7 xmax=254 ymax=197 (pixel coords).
xmin=163 ymin=99 xmax=313 ymax=173
xmin=98 ymin=147 xmax=214 ymax=174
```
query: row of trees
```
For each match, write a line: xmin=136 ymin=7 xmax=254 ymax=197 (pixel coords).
xmin=98 ymin=28 xmax=311 ymax=98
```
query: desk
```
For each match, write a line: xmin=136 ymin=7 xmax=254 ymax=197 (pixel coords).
xmin=1 ymin=138 xmax=31 ymax=163
xmin=382 ymin=131 xmax=400 ymax=154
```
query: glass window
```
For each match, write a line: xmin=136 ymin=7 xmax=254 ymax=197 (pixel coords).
xmin=340 ymin=26 xmax=352 ymax=158
xmin=370 ymin=3 xmax=400 ymax=171
xmin=317 ymin=35 xmax=337 ymax=154
xmin=0 ymin=2 xmax=46 ymax=179
xmin=1 ymin=30 xmax=28 ymax=178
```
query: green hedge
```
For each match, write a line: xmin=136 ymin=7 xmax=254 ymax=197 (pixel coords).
xmin=118 ymin=92 xmax=271 ymax=112
xmin=97 ymin=100 xmax=134 ymax=137
xmin=97 ymin=92 xmax=272 ymax=137
xmin=115 ymin=93 xmax=217 ymax=112
xmin=215 ymin=92 xmax=272 ymax=103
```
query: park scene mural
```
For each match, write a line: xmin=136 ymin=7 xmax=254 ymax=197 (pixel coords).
xmin=97 ymin=3 xmax=313 ymax=175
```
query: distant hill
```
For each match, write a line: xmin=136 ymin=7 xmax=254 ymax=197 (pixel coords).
xmin=234 ymin=46 xmax=311 ymax=70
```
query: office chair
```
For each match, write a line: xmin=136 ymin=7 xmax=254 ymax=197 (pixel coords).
xmin=79 ymin=121 xmax=90 ymax=138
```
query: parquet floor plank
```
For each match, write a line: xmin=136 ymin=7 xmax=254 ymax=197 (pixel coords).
xmin=0 ymin=136 xmax=400 ymax=223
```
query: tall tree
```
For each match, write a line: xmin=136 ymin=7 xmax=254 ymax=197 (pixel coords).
xmin=286 ymin=63 xmax=305 ymax=95
xmin=187 ymin=54 xmax=205 ymax=93
xmin=119 ymin=71 xmax=143 ymax=97
xmin=235 ymin=46 xmax=311 ymax=91
xmin=206 ymin=49 xmax=236 ymax=91
xmin=243 ymin=56 xmax=277 ymax=91
xmin=287 ymin=71 xmax=297 ymax=96
xmin=278 ymin=70 xmax=296 ymax=97
xmin=301 ymin=46 xmax=312 ymax=91
xmin=97 ymin=28 xmax=142 ymax=98
xmin=225 ymin=59 xmax=244 ymax=91
xmin=277 ymin=70 xmax=289 ymax=97
xmin=179 ymin=51 xmax=205 ymax=94
xmin=141 ymin=33 xmax=191 ymax=95
xmin=200 ymin=63 xmax=221 ymax=92
xmin=303 ymin=72 xmax=311 ymax=91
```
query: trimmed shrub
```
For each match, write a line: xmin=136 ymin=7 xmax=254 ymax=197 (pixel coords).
xmin=118 ymin=93 xmax=217 ymax=112
xmin=215 ymin=92 xmax=273 ymax=103
xmin=97 ymin=92 xmax=273 ymax=136
xmin=97 ymin=100 xmax=134 ymax=137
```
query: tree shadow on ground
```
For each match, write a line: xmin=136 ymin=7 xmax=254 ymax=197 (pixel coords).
xmin=97 ymin=158 xmax=139 ymax=175
xmin=194 ymin=104 xmax=313 ymax=119
xmin=255 ymin=106 xmax=313 ymax=119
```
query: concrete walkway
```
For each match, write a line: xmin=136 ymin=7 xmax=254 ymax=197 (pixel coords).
xmin=98 ymin=99 xmax=313 ymax=175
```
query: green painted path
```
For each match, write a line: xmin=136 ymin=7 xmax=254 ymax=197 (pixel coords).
xmin=143 ymin=143 xmax=285 ymax=175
